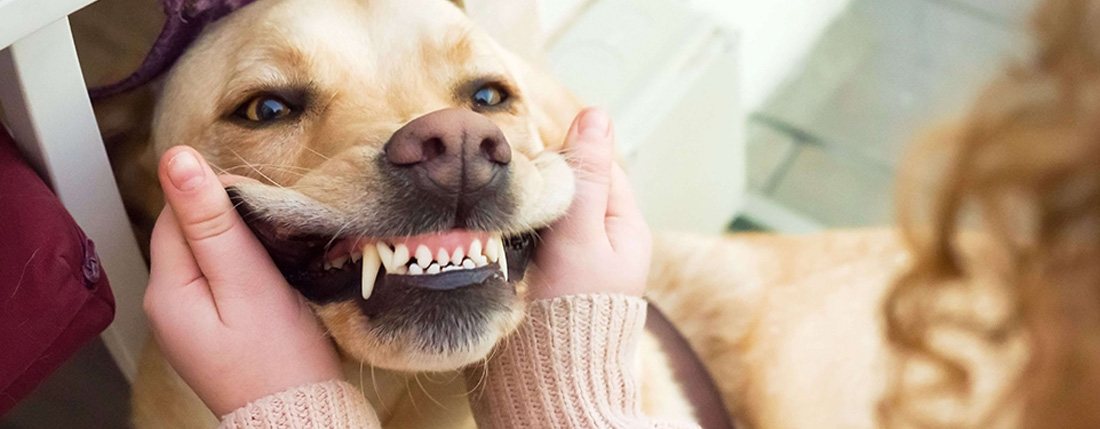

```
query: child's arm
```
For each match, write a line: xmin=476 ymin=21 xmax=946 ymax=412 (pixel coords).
xmin=146 ymin=146 xmax=373 ymax=426
xmin=467 ymin=109 xmax=699 ymax=428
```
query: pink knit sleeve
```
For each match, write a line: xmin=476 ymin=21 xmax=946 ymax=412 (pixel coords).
xmin=468 ymin=294 xmax=701 ymax=429
xmin=218 ymin=379 xmax=381 ymax=429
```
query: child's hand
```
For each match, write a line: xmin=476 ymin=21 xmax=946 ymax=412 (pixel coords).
xmin=529 ymin=108 xmax=652 ymax=299
xmin=143 ymin=146 xmax=341 ymax=417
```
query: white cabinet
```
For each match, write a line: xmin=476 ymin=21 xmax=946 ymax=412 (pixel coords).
xmin=545 ymin=0 xmax=744 ymax=234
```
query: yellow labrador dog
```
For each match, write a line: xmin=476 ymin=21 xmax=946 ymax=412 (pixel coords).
xmin=130 ymin=0 xmax=921 ymax=427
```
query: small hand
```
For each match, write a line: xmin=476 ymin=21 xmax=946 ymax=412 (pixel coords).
xmin=529 ymin=108 xmax=652 ymax=299
xmin=144 ymin=146 xmax=342 ymax=416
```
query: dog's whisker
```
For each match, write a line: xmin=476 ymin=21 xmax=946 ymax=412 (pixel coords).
xmin=403 ymin=377 xmax=424 ymax=417
xmin=228 ymin=149 xmax=288 ymax=189
xmin=206 ymin=160 xmax=232 ymax=176
xmin=415 ymin=373 xmax=449 ymax=410
xmin=325 ymin=219 xmax=354 ymax=252
xmin=369 ymin=363 xmax=387 ymax=415
xmin=220 ymin=163 xmax=314 ymax=171
xmin=294 ymin=141 xmax=332 ymax=161
xmin=219 ymin=165 xmax=310 ymax=178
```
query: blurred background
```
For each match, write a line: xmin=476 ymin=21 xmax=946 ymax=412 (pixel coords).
xmin=0 ymin=0 xmax=1040 ymax=427
xmin=541 ymin=0 xmax=1035 ymax=234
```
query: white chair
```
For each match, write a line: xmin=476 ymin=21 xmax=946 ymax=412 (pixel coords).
xmin=0 ymin=0 xmax=148 ymax=381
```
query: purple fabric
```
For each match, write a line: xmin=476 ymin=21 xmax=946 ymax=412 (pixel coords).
xmin=88 ymin=0 xmax=258 ymax=99
xmin=0 ymin=129 xmax=115 ymax=415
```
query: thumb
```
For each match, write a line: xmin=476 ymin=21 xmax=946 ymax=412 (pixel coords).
xmin=158 ymin=146 xmax=288 ymax=310
xmin=561 ymin=108 xmax=615 ymax=239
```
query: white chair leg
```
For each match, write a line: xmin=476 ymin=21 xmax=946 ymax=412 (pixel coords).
xmin=0 ymin=17 xmax=148 ymax=381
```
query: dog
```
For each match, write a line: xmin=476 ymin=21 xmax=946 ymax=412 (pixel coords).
xmin=126 ymin=0 xmax=926 ymax=427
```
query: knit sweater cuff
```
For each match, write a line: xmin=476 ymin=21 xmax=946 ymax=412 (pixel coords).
xmin=219 ymin=379 xmax=380 ymax=429
xmin=470 ymin=294 xmax=650 ymax=428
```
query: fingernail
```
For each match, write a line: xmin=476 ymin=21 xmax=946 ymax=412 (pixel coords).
xmin=166 ymin=150 xmax=205 ymax=191
xmin=578 ymin=108 xmax=611 ymax=138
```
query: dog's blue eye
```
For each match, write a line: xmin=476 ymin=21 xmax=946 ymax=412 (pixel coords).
xmin=240 ymin=96 xmax=291 ymax=122
xmin=472 ymin=85 xmax=507 ymax=107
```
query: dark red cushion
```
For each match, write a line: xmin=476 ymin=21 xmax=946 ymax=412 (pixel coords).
xmin=0 ymin=129 xmax=116 ymax=415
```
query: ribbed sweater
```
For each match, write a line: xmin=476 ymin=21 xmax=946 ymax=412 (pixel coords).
xmin=219 ymin=294 xmax=699 ymax=429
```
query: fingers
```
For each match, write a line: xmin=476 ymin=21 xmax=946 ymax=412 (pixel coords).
xmin=145 ymin=208 xmax=218 ymax=325
xmin=158 ymin=146 xmax=288 ymax=309
xmin=605 ymin=164 xmax=650 ymax=255
xmin=561 ymin=107 xmax=616 ymax=240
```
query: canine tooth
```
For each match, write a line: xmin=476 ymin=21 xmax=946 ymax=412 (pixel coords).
xmin=377 ymin=242 xmax=395 ymax=271
xmin=436 ymin=248 xmax=450 ymax=265
xmin=415 ymin=245 xmax=432 ymax=268
xmin=472 ymin=255 xmax=488 ymax=267
xmin=393 ymin=244 xmax=410 ymax=267
xmin=330 ymin=255 xmax=349 ymax=269
xmin=427 ymin=263 xmax=441 ymax=274
xmin=361 ymin=243 xmax=381 ymax=300
xmin=462 ymin=259 xmax=475 ymax=269
xmin=499 ymin=248 xmax=509 ymax=281
xmin=409 ymin=264 xmax=423 ymax=275
xmin=485 ymin=236 xmax=501 ymax=263
xmin=451 ymin=247 xmax=465 ymax=265
xmin=469 ymin=239 xmax=482 ymax=258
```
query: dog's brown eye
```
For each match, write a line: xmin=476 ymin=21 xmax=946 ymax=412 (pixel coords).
xmin=472 ymin=84 xmax=508 ymax=107
xmin=238 ymin=96 xmax=292 ymax=122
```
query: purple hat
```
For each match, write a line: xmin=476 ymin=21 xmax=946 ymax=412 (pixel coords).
xmin=88 ymin=0 xmax=258 ymax=99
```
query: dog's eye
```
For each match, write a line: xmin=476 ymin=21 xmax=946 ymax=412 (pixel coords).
xmin=237 ymin=96 xmax=292 ymax=122
xmin=472 ymin=84 xmax=508 ymax=107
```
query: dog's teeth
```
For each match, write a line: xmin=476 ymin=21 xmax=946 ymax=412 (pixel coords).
xmin=350 ymin=251 xmax=362 ymax=263
xmin=361 ymin=243 xmax=381 ymax=300
xmin=443 ymin=265 xmax=459 ymax=272
xmin=393 ymin=265 xmax=408 ymax=275
xmin=409 ymin=264 xmax=423 ymax=275
xmin=436 ymin=248 xmax=450 ymax=265
xmin=330 ymin=255 xmax=349 ymax=270
xmin=499 ymin=244 xmax=508 ymax=281
xmin=469 ymin=239 xmax=482 ymax=259
xmin=427 ymin=263 xmax=441 ymax=275
xmin=377 ymin=242 xmax=395 ymax=271
xmin=451 ymin=247 xmax=465 ymax=265
xmin=485 ymin=235 xmax=501 ymax=263
xmin=415 ymin=245 xmax=432 ymax=268
xmin=472 ymin=255 xmax=488 ymax=267
xmin=393 ymin=244 xmax=410 ymax=267
xmin=462 ymin=258 xmax=475 ymax=269
xmin=323 ymin=262 xmax=333 ymax=270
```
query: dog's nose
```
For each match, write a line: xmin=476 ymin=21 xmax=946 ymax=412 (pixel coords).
xmin=385 ymin=108 xmax=511 ymax=194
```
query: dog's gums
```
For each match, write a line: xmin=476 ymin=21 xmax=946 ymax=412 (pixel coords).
xmin=228 ymin=186 xmax=537 ymax=304
xmin=323 ymin=231 xmax=509 ymax=299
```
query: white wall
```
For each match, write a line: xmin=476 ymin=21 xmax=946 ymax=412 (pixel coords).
xmin=685 ymin=0 xmax=852 ymax=111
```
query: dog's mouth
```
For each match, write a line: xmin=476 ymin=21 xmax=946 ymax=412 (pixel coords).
xmin=227 ymin=186 xmax=537 ymax=308
xmin=281 ymin=229 xmax=537 ymax=308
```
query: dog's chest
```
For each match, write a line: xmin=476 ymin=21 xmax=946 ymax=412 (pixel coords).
xmin=341 ymin=361 xmax=477 ymax=428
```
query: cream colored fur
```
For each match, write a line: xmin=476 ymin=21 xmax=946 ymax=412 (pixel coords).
xmin=128 ymin=0 xmax=1004 ymax=427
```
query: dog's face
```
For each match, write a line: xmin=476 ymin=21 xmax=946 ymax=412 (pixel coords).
xmin=153 ymin=0 xmax=580 ymax=370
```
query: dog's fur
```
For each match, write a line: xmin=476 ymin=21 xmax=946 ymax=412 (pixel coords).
xmin=126 ymin=0 xmax=927 ymax=427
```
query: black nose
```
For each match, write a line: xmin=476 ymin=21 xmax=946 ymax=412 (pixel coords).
xmin=384 ymin=108 xmax=511 ymax=194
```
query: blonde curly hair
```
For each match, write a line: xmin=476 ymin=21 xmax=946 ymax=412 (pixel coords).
xmin=882 ymin=0 xmax=1100 ymax=427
